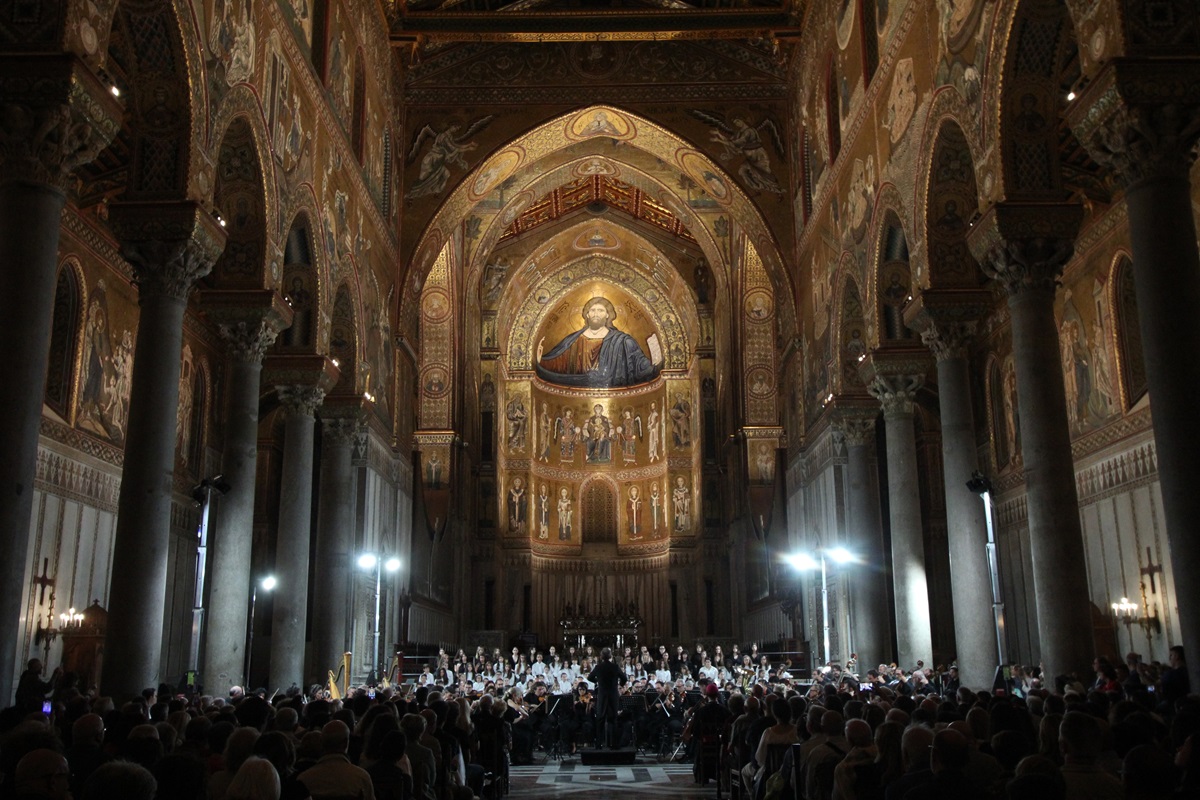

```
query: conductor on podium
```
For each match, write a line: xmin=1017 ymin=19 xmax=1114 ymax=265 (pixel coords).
xmin=588 ymin=647 xmax=627 ymax=748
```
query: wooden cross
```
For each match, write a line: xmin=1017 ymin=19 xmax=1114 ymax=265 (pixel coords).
xmin=1140 ymin=547 xmax=1164 ymax=594
xmin=32 ymin=558 xmax=54 ymax=605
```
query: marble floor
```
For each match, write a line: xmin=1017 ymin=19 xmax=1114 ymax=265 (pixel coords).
xmin=507 ymin=757 xmax=727 ymax=799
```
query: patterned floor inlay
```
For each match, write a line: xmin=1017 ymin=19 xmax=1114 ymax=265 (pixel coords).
xmin=508 ymin=759 xmax=725 ymax=798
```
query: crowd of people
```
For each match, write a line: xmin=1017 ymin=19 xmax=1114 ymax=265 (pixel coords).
xmin=0 ymin=641 xmax=1193 ymax=799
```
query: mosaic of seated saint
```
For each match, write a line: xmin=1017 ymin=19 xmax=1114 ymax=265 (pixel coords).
xmin=535 ymin=296 xmax=662 ymax=388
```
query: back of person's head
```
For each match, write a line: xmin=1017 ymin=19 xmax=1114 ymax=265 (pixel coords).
xmin=226 ymin=756 xmax=280 ymax=800
xmin=991 ymin=729 xmax=1032 ymax=771
xmin=73 ymin=713 xmax=106 ymax=748
xmin=207 ymin=720 xmax=235 ymax=755
xmin=1058 ymin=711 xmax=1103 ymax=762
xmin=320 ymin=720 xmax=350 ymax=755
xmin=82 ymin=761 xmax=157 ymax=800
xmin=820 ymin=711 xmax=844 ymax=737
xmin=900 ymin=724 xmax=934 ymax=771
xmin=930 ymin=729 xmax=970 ymax=773
xmin=400 ymin=713 xmax=426 ymax=740
xmin=151 ymin=753 xmax=208 ymax=800
xmin=234 ymin=696 xmax=271 ymax=732
xmin=1015 ymin=754 xmax=1062 ymax=780
xmin=1122 ymin=743 xmax=1178 ymax=799
xmin=224 ymin=727 xmax=261 ymax=775
xmin=845 ymin=719 xmax=872 ymax=748
xmin=379 ymin=730 xmax=407 ymax=764
xmin=253 ymin=732 xmax=296 ymax=777
xmin=296 ymin=731 xmax=323 ymax=764
xmin=727 ymin=694 xmax=745 ymax=717
xmin=770 ymin=698 xmax=791 ymax=724
xmin=14 ymin=748 xmax=69 ymax=799
xmin=272 ymin=706 xmax=297 ymax=733
xmin=183 ymin=714 xmax=211 ymax=745
xmin=364 ymin=714 xmax=401 ymax=762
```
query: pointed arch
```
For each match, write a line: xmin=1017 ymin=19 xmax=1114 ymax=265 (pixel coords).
xmin=922 ymin=118 xmax=986 ymax=289
xmin=45 ymin=258 xmax=86 ymax=423
xmin=1110 ymin=253 xmax=1147 ymax=411
xmin=580 ymin=474 xmax=620 ymax=544
xmin=864 ymin=182 xmax=913 ymax=347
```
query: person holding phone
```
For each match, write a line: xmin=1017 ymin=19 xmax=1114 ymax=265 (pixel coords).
xmin=15 ymin=658 xmax=60 ymax=713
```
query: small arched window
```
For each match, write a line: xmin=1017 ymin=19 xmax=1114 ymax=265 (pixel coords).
xmin=45 ymin=261 xmax=82 ymax=420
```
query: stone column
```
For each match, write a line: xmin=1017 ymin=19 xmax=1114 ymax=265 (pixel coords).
xmin=0 ymin=54 xmax=120 ymax=704
xmin=835 ymin=409 xmax=892 ymax=670
xmin=263 ymin=356 xmax=339 ymax=692
xmin=861 ymin=351 xmax=934 ymax=669
xmin=1069 ymin=58 xmax=1200 ymax=691
xmin=908 ymin=291 xmax=998 ymax=690
xmin=968 ymin=201 xmax=1093 ymax=684
xmin=309 ymin=400 xmax=366 ymax=680
xmin=200 ymin=292 xmax=292 ymax=692
xmin=103 ymin=202 xmax=226 ymax=700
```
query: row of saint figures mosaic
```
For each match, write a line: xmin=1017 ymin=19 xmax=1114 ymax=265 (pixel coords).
xmin=504 ymin=476 xmax=693 ymax=542
xmin=504 ymin=394 xmax=693 ymax=465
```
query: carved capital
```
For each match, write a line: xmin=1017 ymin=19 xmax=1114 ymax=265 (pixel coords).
xmin=277 ymin=384 xmax=326 ymax=418
xmin=0 ymin=54 xmax=122 ymax=191
xmin=920 ymin=321 xmax=977 ymax=361
xmin=321 ymin=417 xmax=361 ymax=447
xmin=1067 ymin=57 xmax=1200 ymax=188
xmin=203 ymin=290 xmax=294 ymax=364
xmin=834 ymin=415 xmax=876 ymax=448
xmin=867 ymin=373 xmax=924 ymax=418
xmin=904 ymin=289 xmax=990 ymax=362
xmin=967 ymin=202 xmax=1082 ymax=297
xmin=107 ymin=201 xmax=226 ymax=302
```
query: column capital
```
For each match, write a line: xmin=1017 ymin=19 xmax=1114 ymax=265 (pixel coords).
xmin=264 ymin=354 xmax=341 ymax=417
xmin=859 ymin=348 xmax=929 ymax=419
xmin=0 ymin=54 xmax=122 ymax=191
xmin=277 ymin=385 xmax=326 ymax=418
xmin=904 ymin=289 xmax=992 ymax=362
xmin=107 ymin=201 xmax=226 ymax=302
xmin=966 ymin=202 xmax=1083 ymax=296
xmin=1066 ymin=57 xmax=1200 ymax=189
xmin=202 ymin=290 xmax=295 ymax=363
xmin=833 ymin=414 xmax=876 ymax=448
xmin=321 ymin=417 xmax=362 ymax=446
xmin=320 ymin=395 xmax=371 ymax=446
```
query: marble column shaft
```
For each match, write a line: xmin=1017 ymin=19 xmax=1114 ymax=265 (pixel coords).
xmin=0 ymin=54 xmax=120 ymax=704
xmin=202 ymin=309 xmax=288 ymax=692
xmin=309 ymin=416 xmax=360 ymax=680
xmin=269 ymin=386 xmax=325 ymax=692
xmin=840 ymin=417 xmax=892 ymax=670
xmin=104 ymin=204 xmax=225 ymax=700
xmin=1069 ymin=67 xmax=1200 ymax=691
xmin=870 ymin=375 xmax=934 ymax=668
xmin=923 ymin=322 xmax=998 ymax=689
xmin=974 ymin=221 xmax=1093 ymax=684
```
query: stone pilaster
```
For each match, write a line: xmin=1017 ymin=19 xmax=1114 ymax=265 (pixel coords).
xmin=860 ymin=350 xmax=934 ymax=670
xmin=309 ymin=398 xmax=368 ymax=681
xmin=1068 ymin=56 xmax=1200 ymax=691
xmin=263 ymin=356 xmax=340 ymax=692
xmin=907 ymin=290 xmax=998 ymax=689
xmin=200 ymin=292 xmax=293 ymax=692
xmin=0 ymin=53 xmax=122 ymax=705
xmin=102 ymin=202 xmax=226 ymax=700
xmin=967 ymin=201 xmax=1093 ymax=685
xmin=831 ymin=404 xmax=891 ymax=670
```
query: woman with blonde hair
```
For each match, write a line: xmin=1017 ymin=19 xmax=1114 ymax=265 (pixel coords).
xmin=226 ymin=756 xmax=280 ymax=800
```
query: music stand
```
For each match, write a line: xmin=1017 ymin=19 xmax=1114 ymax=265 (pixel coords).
xmin=544 ymin=694 xmax=574 ymax=761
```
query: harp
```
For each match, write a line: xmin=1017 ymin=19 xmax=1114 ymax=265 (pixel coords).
xmin=379 ymin=652 xmax=401 ymax=689
xmin=327 ymin=651 xmax=352 ymax=700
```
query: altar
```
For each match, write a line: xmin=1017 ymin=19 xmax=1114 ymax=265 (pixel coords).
xmin=559 ymin=601 xmax=642 ymax=651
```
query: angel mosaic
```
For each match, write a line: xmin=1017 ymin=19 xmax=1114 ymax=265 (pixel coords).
xmin=405 ymin=116 xmax=494 ymax=200
xmin=689 ymin=110 xmax=785 ymax=195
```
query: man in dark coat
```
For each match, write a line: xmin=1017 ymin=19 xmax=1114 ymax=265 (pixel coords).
xmin=587 ymin=647 xmax=627 ymax=748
